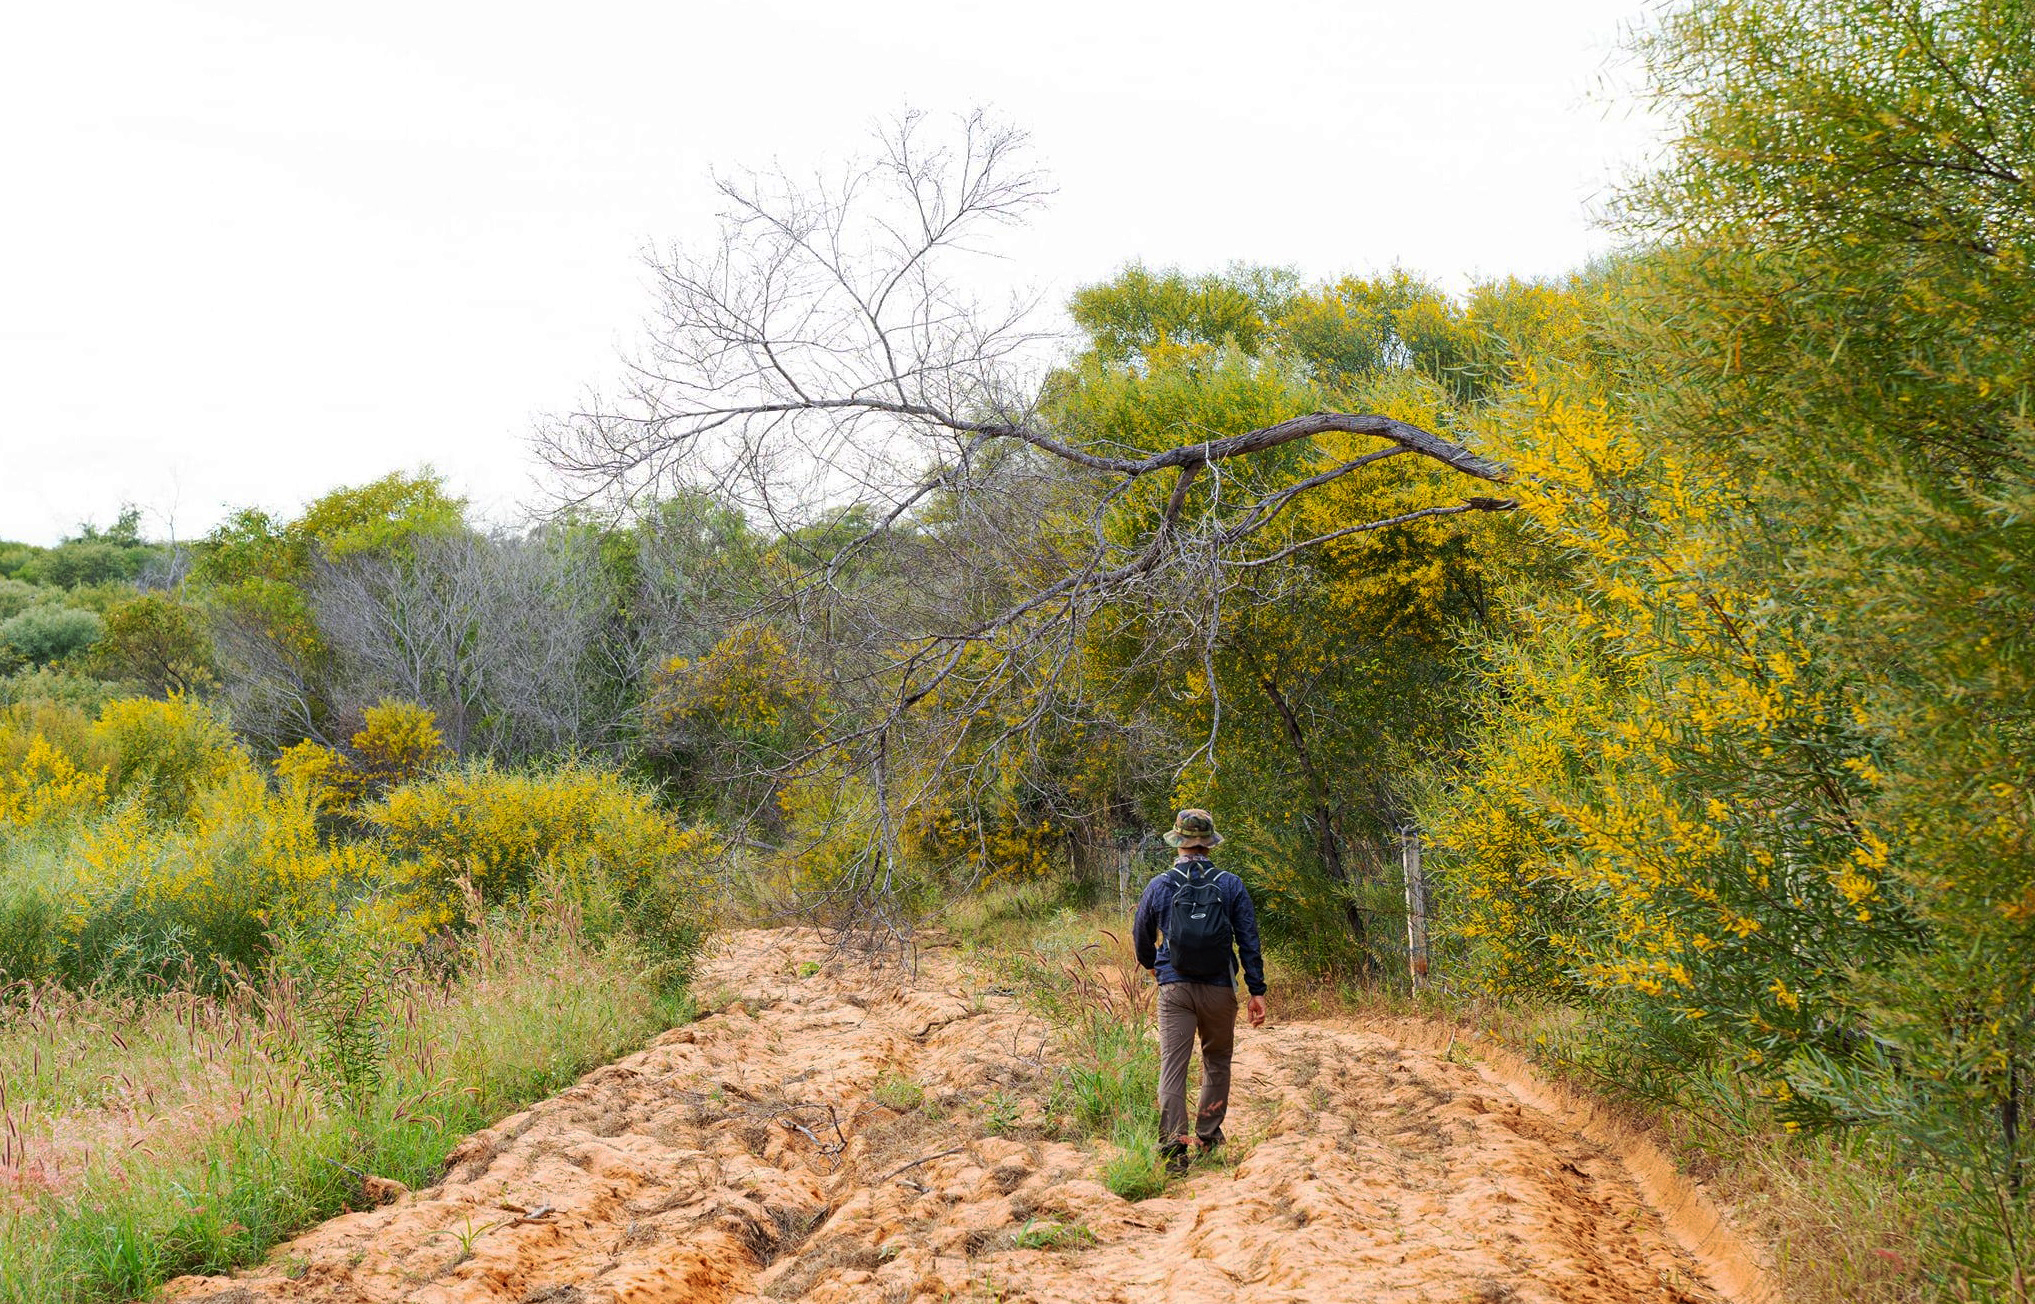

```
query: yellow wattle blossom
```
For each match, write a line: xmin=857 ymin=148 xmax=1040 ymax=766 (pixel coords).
xmin=0 ymin=735 xmax=109 ymax=826
xmin=1419 ymin=282 xmax=1904 ymax=1071
xmin=14 ymin=695 xmax=716 ymax=973
xmin=275 ymin=699 xmax=448 ymax=811
xmin=365 ymin=759 xmax=716 ymax=919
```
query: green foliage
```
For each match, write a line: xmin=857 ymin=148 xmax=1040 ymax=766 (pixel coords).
xmin=289 ymin=472 xmax=467 ymax=562
xmin=1623 ymin=0 xmax=2033 ymax=485
xmin=1068 ymin=262 xmax=1297 ymax=367
xmin=0 ymin=578 xmax=49 ymax=621
xmin=0 ymin=542 xmax=44 ymax=581
xmin=23 ymin=541 xmax=131 ymax=590
xmin=196 ymin=472 xmax=467 ymax=590
xmin=13 ymin=511 xmax=163 ymax=590
xmin=0 ymin=666 xmax=121 ymax=713
xmin=1277 ymin=269 xmax=1485 ymax=400
xmin=87 ymin=591 xmax=214 ymax=697
xmin=1416 ymin=0 xmax=2035 ymax=1288
xmin=0 ymin=605 xmax=103 ymax=667
xmin=1621 ymin=2 xmax=2035 ymax=1284
xmin=871 ymin=1072 xmax=927 ymax=1113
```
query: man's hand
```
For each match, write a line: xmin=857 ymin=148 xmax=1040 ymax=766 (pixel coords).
xmin=1247 ymin=994 xmax=1266 ymax=1028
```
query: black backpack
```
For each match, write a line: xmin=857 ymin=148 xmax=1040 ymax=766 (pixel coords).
xmin=1165 ymin=860 xmax=1234 ymax=976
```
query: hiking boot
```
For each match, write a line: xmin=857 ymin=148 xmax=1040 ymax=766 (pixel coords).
xmin=1161 ymin=1142 xmax=1192 ymax=1175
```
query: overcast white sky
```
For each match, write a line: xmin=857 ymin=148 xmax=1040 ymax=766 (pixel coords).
xmin=0 ymin=0 xmax=1665 ymax=547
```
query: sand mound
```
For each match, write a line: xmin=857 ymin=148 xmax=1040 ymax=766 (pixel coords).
xmin=164 ymin=929 xmax=1774 ymax=1303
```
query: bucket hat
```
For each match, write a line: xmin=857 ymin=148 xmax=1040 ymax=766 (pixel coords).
xmin=1163 ymin=808 xmax=1223 ymax=848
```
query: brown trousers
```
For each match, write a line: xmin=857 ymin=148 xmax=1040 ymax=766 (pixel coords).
xmin=1157 ymin=981 xmax=1236 ymax=1147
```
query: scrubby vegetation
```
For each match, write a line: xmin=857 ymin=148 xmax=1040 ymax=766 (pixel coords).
xmin=3 ymin=0 xmax=2030 ymax=1297
xmin=0 ymin=692 xmax=711 ymax=1303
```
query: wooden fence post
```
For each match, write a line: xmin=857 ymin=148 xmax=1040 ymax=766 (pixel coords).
xmin=1401 ymin=827 xmax=1429 ymax=989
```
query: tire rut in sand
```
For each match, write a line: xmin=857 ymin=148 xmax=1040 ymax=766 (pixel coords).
xmin=163 ymin=929 xmax=1773 ymax=1304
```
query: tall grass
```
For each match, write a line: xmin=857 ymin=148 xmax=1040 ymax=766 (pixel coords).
xmin=963 ymin=904 xmax=1174 ymax=1202
xmin=0 ymin=905 xmax=685 ymax=1304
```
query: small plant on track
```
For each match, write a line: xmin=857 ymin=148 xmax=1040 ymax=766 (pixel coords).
xmin=1010 ymin=1218 xmax=1096 ymax=1250
xmin=871 ymin=1072 xmax=927 ymax=1113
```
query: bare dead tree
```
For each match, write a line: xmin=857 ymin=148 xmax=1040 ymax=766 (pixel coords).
xmin=538 ymin=109 xmax=1515 ymax=940
xmin=211 ymin=608 xmax=330 ymax=752
xmin=312 ymin=530 xmax=613 ymax=759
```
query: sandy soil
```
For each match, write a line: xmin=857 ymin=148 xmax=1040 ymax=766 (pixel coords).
xmin=164 ymin=928 xmax=1777 ymax=1304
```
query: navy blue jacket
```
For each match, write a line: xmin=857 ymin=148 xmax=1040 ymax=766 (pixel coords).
xmin=1133 ymin=857 xmax=1267 ymax=996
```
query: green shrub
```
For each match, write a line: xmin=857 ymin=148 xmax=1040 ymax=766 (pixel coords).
xmin=0 ymin=666 xmax=121 ymax=712
xmin=0 ymin=872 xmax=57 ymax=980
xmin=86 ymin=592 xmax=214 ymax=696
xmin=0 ymin=542 xmax=39 ymax=581
xmin=21 ymin=539 xmax=141 ymax=589
xmin=0 ymin=606 xmax=102 ymax=667
xmin=871 ymin=1073 xmax=927 ymax=1113
xmin=93 ymin=696 xmax=245 ymax=820
xmin=0 ymin=579 xmax=48 ymax=621
xmin=363 ymin=759 xmax=716 ymax=948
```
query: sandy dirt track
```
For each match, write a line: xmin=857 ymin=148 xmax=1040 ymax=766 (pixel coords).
xmin=165 ymin=929 xmax=1776 ymax=1304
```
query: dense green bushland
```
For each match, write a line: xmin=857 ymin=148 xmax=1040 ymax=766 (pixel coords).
xmin=1411 ymin=0 xmax=2035 ymax=1290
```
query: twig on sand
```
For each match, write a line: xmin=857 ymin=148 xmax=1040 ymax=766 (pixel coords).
xmin=881 ymin=1146 xmax=969 ymax=1183
xmin=775 ymin=1102 xmax=851 ymax=1171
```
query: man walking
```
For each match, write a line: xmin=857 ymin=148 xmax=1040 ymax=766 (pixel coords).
xmin=1133 ymin=809 xmax=1267 ymax=1171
